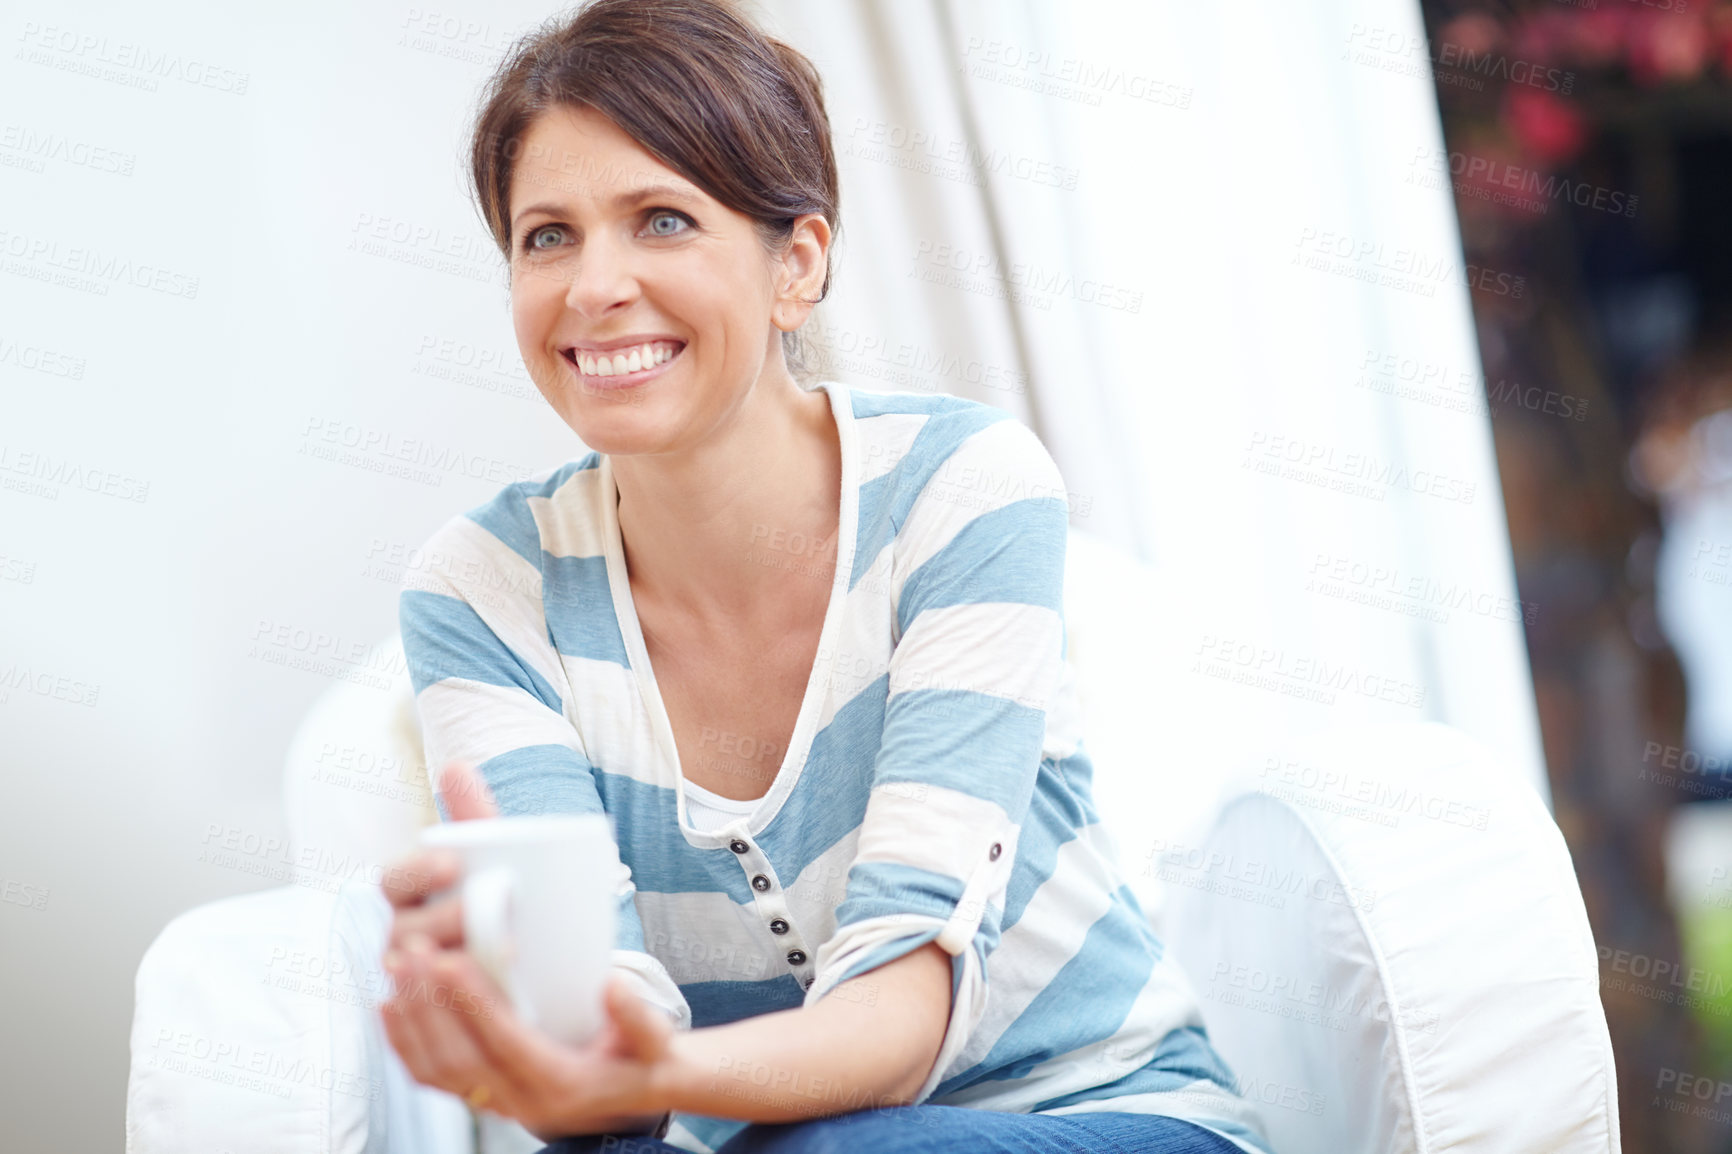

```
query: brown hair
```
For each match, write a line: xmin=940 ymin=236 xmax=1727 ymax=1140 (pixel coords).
xmin=468 ymin=0 xmax=840 ymax=376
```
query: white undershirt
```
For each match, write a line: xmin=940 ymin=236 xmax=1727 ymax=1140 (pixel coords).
xmin=681 ymin=776 xmax=763 ymax=833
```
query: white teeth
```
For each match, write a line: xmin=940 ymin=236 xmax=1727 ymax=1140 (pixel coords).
xmin=572 ymin=340 xmax=680 ymax=377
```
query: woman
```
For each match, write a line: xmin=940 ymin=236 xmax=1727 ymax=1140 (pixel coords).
xmin=379 ymin=2 xmax=1274 ymax=1151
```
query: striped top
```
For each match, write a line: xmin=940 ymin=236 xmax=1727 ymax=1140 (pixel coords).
xmin=399 ymin=380 xmax=1273 ymax=1154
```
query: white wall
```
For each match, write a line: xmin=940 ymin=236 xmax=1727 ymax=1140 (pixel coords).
xmin=3 ymin=2 xmax=580 ymax=1146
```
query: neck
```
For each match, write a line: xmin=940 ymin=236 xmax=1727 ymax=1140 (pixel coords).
xmin=611 ymin=374 xmax=841 ymax=627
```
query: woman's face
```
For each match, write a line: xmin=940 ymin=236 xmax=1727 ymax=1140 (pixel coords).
xmin=506 ymin=104 xmax=826 ymax=456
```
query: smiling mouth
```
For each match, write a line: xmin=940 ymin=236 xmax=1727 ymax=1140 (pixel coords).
xmin=561 ymin=339 xmax=685 ymax=387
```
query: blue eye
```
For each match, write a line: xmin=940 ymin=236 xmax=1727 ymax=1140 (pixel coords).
xmin=646 ymin=210 xmax=692 ymax=237
xmin=525 ymin=224 xmax=565 ymax=251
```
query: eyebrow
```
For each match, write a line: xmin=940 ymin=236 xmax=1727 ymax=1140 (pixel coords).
xmin=510 ymin=182 xmax=703 ymax=228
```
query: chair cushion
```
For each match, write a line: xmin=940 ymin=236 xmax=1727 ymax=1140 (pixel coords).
xmin=1160 ymin=720 xmax=1619 ymax=1154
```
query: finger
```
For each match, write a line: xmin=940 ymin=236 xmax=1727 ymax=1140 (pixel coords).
xmin=381 ymin=996 xmax=431 ymax=1084
xmin=434 ymin=949 xmax=572 ymax=1096
xmin=438 ymin=762 xmax=500 ymax=821
xmin=388 ymin=902 xmax=464 ymax=952
xmin=398 ymin=940 xmax=506 ymax=1097
xmin=423 ymin=948 xmax=542 ymax=1105
xmin=381 ymin=849 xmax=462 ymax=909
xmin=605 ymin=974 xmax=673 ymax=1064
xmin=381 ymin=947 xmax=448 ymax=1090
xmin=386 ymin=937 xmax=527 ymax=1110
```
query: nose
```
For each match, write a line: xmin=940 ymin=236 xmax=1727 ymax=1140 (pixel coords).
xmin=562 ymin=231 xmax=638 ymax=320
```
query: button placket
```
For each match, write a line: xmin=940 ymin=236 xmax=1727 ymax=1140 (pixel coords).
xmin=719 ymin=828 xmax=814 ymax=983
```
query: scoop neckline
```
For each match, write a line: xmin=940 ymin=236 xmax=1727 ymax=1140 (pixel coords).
xmin=597 ymin=381 xmax=859 ymax=847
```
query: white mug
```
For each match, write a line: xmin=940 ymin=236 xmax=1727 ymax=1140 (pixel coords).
xmin=418 ymin=813 xmax=618 ymax=1046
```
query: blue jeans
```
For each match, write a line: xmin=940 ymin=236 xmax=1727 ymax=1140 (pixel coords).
xmin=536 ymin=1104 xmax=1244 ymax=1153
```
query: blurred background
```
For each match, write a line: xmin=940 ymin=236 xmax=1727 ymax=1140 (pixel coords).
xmin=1413 ymin=2 xmax=1732 ymax=1149
xmin=0 ymin=0 xmax=1727 ymax=1150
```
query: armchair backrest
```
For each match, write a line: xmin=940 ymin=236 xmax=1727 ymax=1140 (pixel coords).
xmin=280 ymin=638 xmax=436 ymax=890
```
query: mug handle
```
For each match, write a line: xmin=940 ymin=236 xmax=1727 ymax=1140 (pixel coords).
xmin=463 ymin=866 xmax=528 ymax=1020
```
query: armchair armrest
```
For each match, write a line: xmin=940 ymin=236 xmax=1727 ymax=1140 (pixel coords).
xmin=126 ymin=881 xmax=475 ymax=1154
xmin=1160 ymin=720 xmax=1618 ymax=1154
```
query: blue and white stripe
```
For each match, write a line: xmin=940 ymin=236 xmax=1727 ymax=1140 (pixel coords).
xmin=400 ymin=380 xmax=1272 ymax=1154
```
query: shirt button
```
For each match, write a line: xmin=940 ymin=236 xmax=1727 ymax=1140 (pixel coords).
xmin=786 ymin=949 xmax=807 ymax=966
xmin=729 ymin=839 xmax=750 ymax=854
xmin=751 ymin=874 xmax=772 ymax=892
xmin=989 ymin=842 xmax=1002 ymax=861
xmin=769 ymin=918 xmax=789 ymax=935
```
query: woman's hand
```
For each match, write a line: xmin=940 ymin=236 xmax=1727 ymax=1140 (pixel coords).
xmin=378 ymin=763 xmax=677 ymax=1137
xmin=383 ymin=947 xmax=677 ymax=1137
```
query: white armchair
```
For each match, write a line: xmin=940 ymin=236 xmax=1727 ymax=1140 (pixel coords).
xmin=126 ymin=531 xmax=1620 ymax=1154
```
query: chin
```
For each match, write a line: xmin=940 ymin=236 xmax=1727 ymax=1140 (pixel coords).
xmin=549 ymin=393 xmax=673 ymax=457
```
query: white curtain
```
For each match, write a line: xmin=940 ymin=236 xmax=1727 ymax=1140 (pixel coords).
xmin=758 ymin=0 xmax=1551 ymax=874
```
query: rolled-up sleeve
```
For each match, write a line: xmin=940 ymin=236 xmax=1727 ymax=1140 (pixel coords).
xmin=803 ymin=417 xmax=1070 ymax=1103
xmin=398 ymin=501 xmax=691 ymax=1030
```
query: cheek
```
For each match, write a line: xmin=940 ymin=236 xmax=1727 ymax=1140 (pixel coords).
xmin=678 ymin=271 xmax=769 ymax=358
xmin=510 ymin=281 xmax=558 ymax=355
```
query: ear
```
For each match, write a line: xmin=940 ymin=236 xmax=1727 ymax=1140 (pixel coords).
xmin=771 ymin=213 xmax=832 ymax=333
